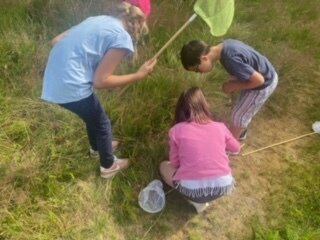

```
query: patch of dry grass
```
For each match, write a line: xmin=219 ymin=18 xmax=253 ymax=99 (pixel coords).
xmin=0 ymin=0 xmax=319 ymax=239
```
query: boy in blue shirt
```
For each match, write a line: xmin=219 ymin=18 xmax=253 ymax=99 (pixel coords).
xmin=180 ymin=39 xmax=278 ymax=140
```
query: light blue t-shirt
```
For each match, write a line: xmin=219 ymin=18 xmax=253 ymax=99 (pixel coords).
xmin=41 ymin=16 xmax=134 ymax=103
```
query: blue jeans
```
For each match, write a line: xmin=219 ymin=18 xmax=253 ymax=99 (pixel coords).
xmin=60 ymin=94 xmax=114 ymax=168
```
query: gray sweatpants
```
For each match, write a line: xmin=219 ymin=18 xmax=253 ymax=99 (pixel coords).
xmin=232 ymin=73 xmax=278 ymax=129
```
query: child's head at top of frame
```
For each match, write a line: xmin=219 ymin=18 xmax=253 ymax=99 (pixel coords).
xmin=174 ymin=87 xmax=212 ymax=125
xmin=110 ymin=1 xmax=149 ymax=45
xmin=125 ymin=0 xmax=151 ymax=18
xmin=180 ymin=40 xmax=214 ymax=73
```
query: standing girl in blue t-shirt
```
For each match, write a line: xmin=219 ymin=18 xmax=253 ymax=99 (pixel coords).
xmin=42 ymin=1 xmax=157 ymax=179
xmin=180 ymin=39 xmax=278 ymax=141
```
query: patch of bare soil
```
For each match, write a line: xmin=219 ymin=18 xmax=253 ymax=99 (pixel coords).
xmin=141 ymin=45 xmax=318 ymax=239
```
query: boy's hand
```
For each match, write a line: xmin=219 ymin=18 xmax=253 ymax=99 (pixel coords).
xmin=223 ymin=72 xmax=265 ymax=94
xmin=223 ymin=80 xmax=238 ymax=94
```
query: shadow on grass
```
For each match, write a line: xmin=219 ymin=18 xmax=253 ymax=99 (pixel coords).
xmin=111 ymin=180 xmax=197 ymax=240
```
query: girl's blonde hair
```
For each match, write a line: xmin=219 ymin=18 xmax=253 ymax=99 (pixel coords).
xmin=111 ymin=1 xmax=148 ymax=45
xmin=174 ymin=87 xmax=212 ymax=125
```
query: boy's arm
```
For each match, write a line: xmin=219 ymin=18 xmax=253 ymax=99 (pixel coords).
xmin=223 ymin=71 xmax=265 ymax=94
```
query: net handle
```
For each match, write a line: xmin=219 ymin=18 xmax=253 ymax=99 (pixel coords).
xmin=152 ymin=14 xmax=197 ymax=60
xmin=118 ymin=14 xmax=197 ymax=96
xmin=242 ymin=132 xmax=316 ymax=156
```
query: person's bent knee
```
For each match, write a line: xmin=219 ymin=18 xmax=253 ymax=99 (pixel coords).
xmin=159 ymin=161 xmax=175 ymax=187
xmin=159 ymin=161 xmax=170 ymax=177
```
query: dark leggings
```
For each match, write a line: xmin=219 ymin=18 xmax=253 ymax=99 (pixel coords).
xmin=60 ymin=94 xmax=114 ymax=168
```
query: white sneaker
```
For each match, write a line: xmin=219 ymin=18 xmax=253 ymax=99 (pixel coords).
xmin=89 ymin=140 xmax=119 ymax=159
xmin=188 ymin=200 xmax=210 ymax=213
xmin=239 ymin=129 xmax=248 ymax=141
xmin=100 ymin=156 xmax=129 ymax=179
xmin=89 ymin=148 xmax=99 ymax=159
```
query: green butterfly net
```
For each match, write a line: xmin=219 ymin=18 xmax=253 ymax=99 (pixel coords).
xmin=194 ymin=0 xmax=235 ymax=36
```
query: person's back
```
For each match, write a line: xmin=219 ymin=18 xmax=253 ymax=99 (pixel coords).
xmin=220 ymin=39 xmax=276 ymax=90
xmin=169 ymin=120 xmax=237 ymax=180
xmin=180 ymin=39 xmax=278 ymax=141
xmin=42 ymin=16 xmax=133 ymax=104
xmin=159 ymin=87 xmax=240 ymax=213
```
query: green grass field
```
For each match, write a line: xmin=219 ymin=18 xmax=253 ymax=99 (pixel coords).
xmin=0 ymin=0 xmax=319 ymax=239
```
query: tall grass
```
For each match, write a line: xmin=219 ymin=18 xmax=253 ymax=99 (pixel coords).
xmin=0 ymin=0 xmax=319 ymax=239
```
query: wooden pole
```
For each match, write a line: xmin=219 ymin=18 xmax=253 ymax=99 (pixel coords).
xmin=119 ymin=14 xmax=197 ymax=96
xmin=152 ymin=14 xmax=197 ymax=60
xmin=242 ymin=132 xmax=317 ymax=156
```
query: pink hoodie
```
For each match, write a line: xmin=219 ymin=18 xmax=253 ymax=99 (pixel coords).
xmin=169 ymin=121 xmax=240 ymax=181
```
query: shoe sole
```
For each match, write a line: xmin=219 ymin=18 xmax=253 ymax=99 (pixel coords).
xmin=239 ymin=130 xmax=247 ymax=141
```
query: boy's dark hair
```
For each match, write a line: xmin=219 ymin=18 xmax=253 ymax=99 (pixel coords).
xmin=180 ymin=40 xmax=210 ymax=70
xmin=174 ymin=87 xmax=212 ymax=125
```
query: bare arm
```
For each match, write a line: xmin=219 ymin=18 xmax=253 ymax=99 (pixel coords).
xmin=94 ymin=48 xmax=157 ymax=89
xmin=51 ymin=30 xmax=69 ymax=46
xmin=222 ymin=71 xmax=265 ymax=94
xmin=169 ymin=132 xmax=180 ymax=168
xmin=225 ymin=132 xmax=241 ymax=153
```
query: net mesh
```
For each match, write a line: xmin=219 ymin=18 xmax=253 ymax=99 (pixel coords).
xmin=138 ymin=180 xmax=165 ymax=213
xmin=312 ymin=121 xmax=320 ymax=133
xmin=193 ymin=0 xmax=234 ymax=36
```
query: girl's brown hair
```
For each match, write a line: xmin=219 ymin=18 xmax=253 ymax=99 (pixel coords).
xmin=174 ymin=87 xmax=212 ymax=125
